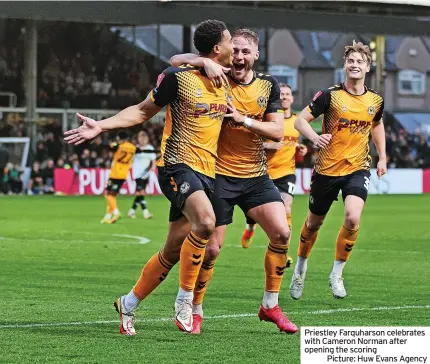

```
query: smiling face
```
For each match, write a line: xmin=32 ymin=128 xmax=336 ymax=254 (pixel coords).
xmin=344 ymin=51 xmax=370 ymax=81
xmin=230 ymin=35 xmax=259 ymax=83
xmin=280 ymin=85 xmax=294 ymax=111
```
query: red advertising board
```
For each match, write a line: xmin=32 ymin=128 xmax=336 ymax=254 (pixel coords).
xmin=423 ymin=169 xmax=430 ymax=193
xmin=54 ymin=168 xmax=162 ymax=195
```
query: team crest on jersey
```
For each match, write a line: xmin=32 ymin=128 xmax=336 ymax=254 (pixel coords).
xmin=257 ymin=96 xmax=267 ymax=107
xmin=368 ymin=106 xmax=375 ymax=116
xmin=180 ymin=182 xmax=190 ymax=194
xmin=342 ymin=105 xmax=347 ymax=113
xmin=195 ymin=88 xmax=203 ymax=98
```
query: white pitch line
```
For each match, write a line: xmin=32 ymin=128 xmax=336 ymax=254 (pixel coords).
xmin=1 ymin=305 xmax=429 ymax=330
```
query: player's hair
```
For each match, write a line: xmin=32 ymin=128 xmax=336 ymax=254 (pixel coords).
xmin=194 ymin=19 xmax=227 ymax=55
xmin=232 ymin=28 xmax=259 ymax=46
xmin=279 ymin=83 xmax=292 ymax=92
xmin=117 ymin=131 xmax=129 ymax=140
xmin=344 ymin=40 xmax=372 ymax=64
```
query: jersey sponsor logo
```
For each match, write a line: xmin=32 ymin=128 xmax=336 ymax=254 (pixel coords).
xmin=283 ymin=135 xmax=299 ymax=146
xmin=195 ymin=88 xmax=203 ymax=98
xmin=257 ymin=96 xmax=267 ymax=107
xmin=156 ymin=73 xmax=165 ymax=87
xmin=342 ymin=105 xmax=347 ymax=113
xmin=194 ymin=103 xmax=210 ymax=118
xmin=313 ymin=91 xmax=323 ymax=101
xmin=180 ymin=182 xmax=190 ymax=194
xmin=368 ymin=106 xmax=375 ymax=116
xmin=193 ymin=103 xmax=227 ymax=119
xmin=338 ymin=118 xmax=372 ymax=134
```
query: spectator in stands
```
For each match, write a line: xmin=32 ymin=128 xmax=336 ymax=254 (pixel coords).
xmin=0 ymin=143 xmax=9 ymax=194
xmin=79 ymin=148 xmax=92 ymax=168
xmin=5 ymin=163 xmax=23 ymax=194
xmin=42 ymin=159 xmax=55 ymax=194
xmin=27 ymin=161 xmax=44 ymax=195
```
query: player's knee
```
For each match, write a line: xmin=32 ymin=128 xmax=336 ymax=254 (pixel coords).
xmin=204 ymin=242 xmax=221 ymax=263
xmin=269 ymin=227 xmax=290 ymax=249
xmin=344 ymin=211 xmax=360 ymax=229
xmin=194 ymin=215 xmax=216 ymax=239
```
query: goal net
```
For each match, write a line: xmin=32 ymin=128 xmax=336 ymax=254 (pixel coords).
xmin=0 ymin=137 xmax=31 ymax=170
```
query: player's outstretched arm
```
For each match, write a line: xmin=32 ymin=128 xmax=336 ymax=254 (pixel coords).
xmin=170 ymin=53 xmax=230 ymax=88
xmin=371 ymin=119 xmax=387 ymax=178
xmin=295 ymin=108 xmax=332 ymax=149
xmin=64 ymin=96 xmax=162 ymax=145
xmin=225 ymin=101 xmax=283 ymax=142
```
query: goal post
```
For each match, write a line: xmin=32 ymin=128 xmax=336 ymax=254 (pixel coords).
xmin=0 ymin=137 xmax=31 ymax=170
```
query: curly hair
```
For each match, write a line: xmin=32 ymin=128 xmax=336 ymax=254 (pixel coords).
xmin=344 ymin=40 xmax=372 ymax=64
xmin=232 ymin=28 xmax=259 ymax=46
xmin=193 ymin=19 xmax=227 ymax=55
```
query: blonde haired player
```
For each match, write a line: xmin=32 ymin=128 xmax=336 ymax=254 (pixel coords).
xmin=101 ymin=131 xmax=137 ymax=224
xmin=241 ymin=83 xmax=307 ymax=250
xmin=290 ymin=40 xmax=386 ymax=300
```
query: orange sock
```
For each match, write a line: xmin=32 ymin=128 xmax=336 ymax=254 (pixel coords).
xmin=265 ymin=242 xmax=288 ymax=292
xmin=132 ymin=251 xmax=174 ymax=300
xmin=106 ymin=194 xmax=117 ymax=213
xmin=336 ymin=225 xmax=359 ymax=261
xmin=180 ymin=232 xmax=208 ymax=291
xmin=193 ymin=262 xmax=215 ymax=305
xmin=297 ymin=221 xmax=319 ymax=258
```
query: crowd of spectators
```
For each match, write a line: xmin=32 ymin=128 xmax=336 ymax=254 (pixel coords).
xmin=0 ymin=20 xmax=159 ymax=109
xmin=1 ymin=20 xmax=430 ymax=195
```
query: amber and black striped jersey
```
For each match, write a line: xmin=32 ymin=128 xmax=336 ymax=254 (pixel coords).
xmin=216 ymin=72 xmax=283 ymax=178
xmin=266 ymin=114 xmax=299 ymax=180
xmin=307 ymin=83 xmax=384 ymax=176
xmin=109 ymin=141 xmax=137 ymax=179
xmin=150 ymin=65 xmax=229 ymax=178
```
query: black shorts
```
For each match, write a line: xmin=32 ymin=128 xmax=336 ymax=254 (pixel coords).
xmin=135 ymin=177 xmax=149 ymax=192
xmin=309 ymin=169 xmax=371 ymax=216
xmin=158 ymin=164 xmax=215 ymax=222
xmin=273 ymin=173 xmax=297 ymax=197
xmin=106 ymin=178 xmax=125 ymax=193
xmin=213 ymin=173 xmax=283 ymax=227
xmin=245 ymin=173 xmax=296 ymax=225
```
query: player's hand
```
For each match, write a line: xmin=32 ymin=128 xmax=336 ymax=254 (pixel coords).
xmin=313 ymin=134 xmax=332 ymax=149
xmin=225 ymin=100 xmax=245 ymax=124
xmin=377 ymin=158 xmax=387 ymax=179
xmin=64 ymin=113 xmax=103 ymax=145
xmin=202 ymin=58 xmax=230 ymax=88
xmin=297 ymin=144 xmax=308 ymax=156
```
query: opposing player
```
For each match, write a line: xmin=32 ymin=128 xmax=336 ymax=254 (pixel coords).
xmin=64 ymin=19 xmax=233 ymax=334
xmin=241 ymin=83 xmax=307 ymax=249
xmin=171 ymin=29 xmax=298 ymax=334
xmin=128 ymin=130 xmax=156 ymax=220
xmin=101 ymin=131 xmax=136 ymax=224
xmin=289 ymin=40 xmax=386 ymax=300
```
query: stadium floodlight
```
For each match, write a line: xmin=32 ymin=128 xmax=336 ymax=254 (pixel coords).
xmin=0 ymin=137 xmax=31 ymax=170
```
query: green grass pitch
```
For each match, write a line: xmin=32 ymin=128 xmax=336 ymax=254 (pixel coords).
xmin=0 ymin=194 xmax=429 ymax=363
